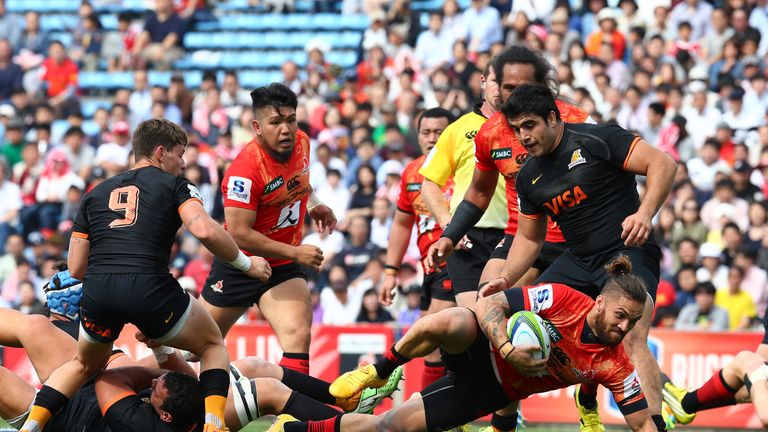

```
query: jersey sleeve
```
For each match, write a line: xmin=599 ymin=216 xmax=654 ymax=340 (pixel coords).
xmin=396 ymin=166 xmax=414 ymax=214
xmin=221 ymin=157 xmax=260 ymax=211
xmin=103 ymin=393 xmax=168 ymax=432
xmin=418 ymin=124 xmax=455 ymax=186
xmin=174 ymin=177 xmax=204 ymax=213
xmin=602 ymin=359 xmax=648 ymax=416
xmin=474 ymin=125 xmax=497 ymax=173
xmin=586 ymin=125 xmax=641 ymax=171
xmin=520 ymin=283 xmax=579 ymax=317
xmin=72 ymin=194 xmax=90 ymax=238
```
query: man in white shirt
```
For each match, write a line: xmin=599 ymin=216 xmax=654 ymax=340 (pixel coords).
xmin=320 ymin=264 xmax=367 ymax=325
xmin=681 ymin=80 xmax=721 ymax=149
xmin=0 ymin=162 xmax=21 ymax=254
xmin=462 ymin=0 xmax=502 ymax=53
xmin=95 ymin=121 xmax=132 ymax=178
xmin=687 ymin=138 xmax=732 ymax=192
xmin=128 ymin=69 xmax=152 ymax=128
xmin=60 ymin=126 xmax=95 ymax=181
xmin=414 ymin=11 xmax=453 ymax=71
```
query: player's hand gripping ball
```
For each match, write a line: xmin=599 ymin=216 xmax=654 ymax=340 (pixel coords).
xmin=506 ymin=310 xmax=551 ymax=361
xmin=44 ymin=262 xmax=83 ymax=322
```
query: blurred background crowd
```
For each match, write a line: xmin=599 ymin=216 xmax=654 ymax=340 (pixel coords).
xmin=0 ymin=0 xmax=766 ymax=332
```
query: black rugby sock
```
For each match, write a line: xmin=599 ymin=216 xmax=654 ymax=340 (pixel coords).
xmin=281 ymin=391 xmax=342 ymax=420
xmin=281 ymin=366 xmax=335 ymax=405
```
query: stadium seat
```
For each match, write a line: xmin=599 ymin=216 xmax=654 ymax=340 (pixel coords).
xmin=78 ymin=71 xmax=133 ymax=90
xmin=7 ymin=0 xmax=79 ymax=13
xmin=80 ymin=99 xmax=112 ymax=118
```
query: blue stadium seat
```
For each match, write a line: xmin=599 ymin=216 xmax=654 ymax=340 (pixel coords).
xmin=78 ymin=71 xmax=132 ymax=90
xmin=80 ymin=100 xmax=112 ymax=117
xmin=217 ymin=0 xmax=251 ymax=11
xmin=7 ymin=0 xmax=78 ymax=13
xmin=81 ymin=119 xmax=100 ymax=136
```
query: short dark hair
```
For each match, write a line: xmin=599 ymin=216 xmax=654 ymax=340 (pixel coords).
xmin=694 ymin=281 xmax=716 ymax=296
xmin=677 ymin=263 xmax=697 ymax=274
xmin=132 ymin=119 xmax=188 ymax=159
xmin=161 ymin=372 xmax=204 ymax=429
xmin=501 ymin=83 xmax=560 ymax=123
xmin=64 ymin=126 xmax=85 ymax=138
xmin=250 ymin=82 xmax=298 ymax=117
xmin=492 ymin=46 xmax=558 ymax=97
xmin=648 ymin=102 xmax=665 ymax=116
xmin=417 ymin=107 xmax=454 ymax=130
xmin=600 ymin=255 xmax=648 ymax=304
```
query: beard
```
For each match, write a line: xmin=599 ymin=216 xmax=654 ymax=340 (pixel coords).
xmin=594 ymin=309 xmax=625 ymax=346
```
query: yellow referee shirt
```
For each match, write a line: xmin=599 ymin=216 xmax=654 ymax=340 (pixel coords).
xmin=419 ymin=106 xmax=507 ymax=230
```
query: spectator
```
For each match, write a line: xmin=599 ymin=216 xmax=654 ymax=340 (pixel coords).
xmin=14 ymin=279 xmax=44 ymax=315
xmin=58 ymin=184 xmax=82 ymax=234
xmin=15 ymin=11 xmax=49 ymax=56
xmin=397 ymin=284 xmax=422 ymax=326
xmin=281 ymin=60 xmax=302 ymax=95
xmin=674 ymin=263 xmax=699 ymax=309
xmin=1 ymin=118 xmax=25 ymax=166
xmin=132 ymin=0 xmax=185 ymax=70
xmin=102 ymin=12 xmax=139 ymax=72
xmin=585 ymin=8 xmax=626 ymax=61
xmin=316 ymin=168 xmax=350 ymax=226
xmin=369 ymin=197 xmax=392 ymax=249
xmin=0 ymin=0 xmax=20 ymax=49
xmin=334 ymin=215 xmax=379 ymax=282
xmin=220 ymin=71 xmax=251 ymax=114
xmin=0 ymin=160 xmax=20 ymax=253
xmin=0 ymin=38 xmax=21 ymax=100
xmin=12 ymin=142 xmax=41 ymax=217
xmin=60 ymin=126 xmax=95 ymax=181
xmin=33 ymin=149 xmax=84 ymax=237
xmin=697 ymin=242 xmax=729 ymax=287
xmin=128 ymin=70 xmax=152 ymax=126
xmin=192 ymin=86 xmax=229 ymax=145
xmin=680 ymin=80 xmax=721 ymax=149
xmin=668 ymin=0 xmax=713 ymax=42
xmin=701 ymin=8 xmax=735 ymax=64
xmin=69 ymin=13 xmax=103 ymax=71
xmin=302 ymin=220 xmax=345 ymax=287
xmin=356 ymin=288 xmax=394 ymax=323
xmin=723 ymin=87 xmax=762 ymax=133
xmin=95 ymin=121 xmax=132 ymax=178
xmin=616 ymin=85 xmax=647 ymax=131
xmin=734 ymin=246 xmax=768 ymax=317
xmin=310 ymin=287 xmax=323 ymax=324
xmin=670 ymin=199 xmax=708 ymax=250
xmin=657 ymin=114 xmax=696 ymax=162
xmin=746 ymin=201 xmax=768 ymax=251
xmin=320 ymin=264 xmax=365 ymax=325
xmin=309 ymin=143 xmax=346 ymax=190
xmin=0 ymin=233 xmax=23 ymax=284
xmin=40 ymin=40 xmax=79 ymax=117
xmin=640 ymin=101 xmax=665 ymax=146
xmin=150 ymin=85 xmax=181 ymax=124
xmin=709 ymin=38 xmax=743 ymax=90
xmin=183 ymin=242 xmax=213 ymax=295
xmin=687 ymin=138 xmax=731 ymax=193
xmin=462 ymin=0 xmax=503 ymax=54
xmin=168 ymin=73 xmax=194 ymax=124
xmin=715 ymin=265 xmax=758 ymax=330
xmin=674 ymin=281 xmax=729 ymax=331
xmin=701 ymin=178 xmax=749 ymax=232
xmin=414 ymin=11 xmax=453 ymax=72
xmin=731 ymin=162 xmax=760 ymax=203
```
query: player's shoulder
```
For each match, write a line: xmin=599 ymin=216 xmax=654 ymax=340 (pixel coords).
xmin=405 ymin=154 xmax=427 ymax=174
xmin=566 ymin=122 xmax=626 ymax=140
xmin=555 ymin=99 xmax=590 ymax=123
xmin=476 ymin=111 xmax=507 ymax=139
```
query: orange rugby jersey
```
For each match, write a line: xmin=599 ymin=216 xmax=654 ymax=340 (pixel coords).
xmin=491 ymin=283 xmax=645 ymax=414
xmin=221 ymin=130 xmax=311 ymax=267
xmin=396 ymin=155 xmax=453 ymax=263
xmin=474 ymin=100 xmax=590 ymax=242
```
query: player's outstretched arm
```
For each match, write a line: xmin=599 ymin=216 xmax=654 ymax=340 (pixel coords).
xmin=181 ymin=200 xmax=271 ymax=280
xmin=621 ymin=139 xmax=677 ymax=247
xmin=225 ymin=206 xmax=323 ymax=271
xmin=623 ymin=410 xmax=656 ymax=431
xmin=380 ymin=209 xmax=415 ymax=306
xmin=480 ymin=215 xmax=546 ymax=297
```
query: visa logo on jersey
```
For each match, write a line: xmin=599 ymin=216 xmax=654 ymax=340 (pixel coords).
xmin=491 ymin=148 xmax=513 ymax=160
xmin=227 ymin=176 xmax=252 ymax=204
xmin=542 ymin=186 xmax=588 ymax=216
xmin=263 ymin=176 xmax=285 ymax=195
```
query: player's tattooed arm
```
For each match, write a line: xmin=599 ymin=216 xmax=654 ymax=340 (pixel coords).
xmin=475 ymin=291 xmax=512 ymax=350
xmin=185 ymin=213 xmax=202 ymax=229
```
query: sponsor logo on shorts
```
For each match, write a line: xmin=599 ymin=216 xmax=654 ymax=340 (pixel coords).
xmin=227 ymin=177 xmax=252 ymax=204
xmin=211 ymin=280 xmax=224 ymax=293
xmin=567 ymin=149 xmax=587 ymax=169
xmin=263 ymin=176 xmax=285 ymax=195
xmin=286 ymin=175 xmax=301 ymax=191
xmin=491 ymin=148 xmax=513 ymax=160
xmin=406 ymin=182 xmax=421 ymax=192
xmin=83 ymin=319 xmax=113 ymax=339
xmin=528 ymin=284 xmax=554 ymax=313
xmin=541 ymin=319 xmax=562 ymax=343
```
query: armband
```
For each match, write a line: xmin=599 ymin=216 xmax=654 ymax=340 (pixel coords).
xmin=307 ymin=193 xmax=323 ymax=211
xmin=440 ymin=200 xmax=484 ymax=244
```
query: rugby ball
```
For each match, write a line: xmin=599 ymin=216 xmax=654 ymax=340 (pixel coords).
xmin=506 ymin=310 xmax=551 ymax=361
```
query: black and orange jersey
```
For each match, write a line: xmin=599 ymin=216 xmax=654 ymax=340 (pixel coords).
xmin=73 ymin=166 xmax=203 ymax=274
xmin=494 ymin=283 xmax=646 ymax=416
xmin=221 ymin=131 xmax=311 ymax=267
xmin=101 ymin=390 xmax=181 ymax=432
xmin=396 ymin=155 xmax=453 ymax=263
xmin=475 ymin=101 xmax=591 ymax=242
xmin=516 ymin=123 xmax=648 ymax=256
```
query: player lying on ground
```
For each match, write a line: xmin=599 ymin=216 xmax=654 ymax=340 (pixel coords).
xmin=267 ymin=256 xmax=659 ymax=432
xmin=0 ymin=307 xmax=402 ymax=431
xmin=661 ymin=310 xmax=768 ymax=428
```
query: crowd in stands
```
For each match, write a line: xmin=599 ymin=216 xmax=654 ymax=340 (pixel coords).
xmin=0 ymin=0 xmax=767 ymax=332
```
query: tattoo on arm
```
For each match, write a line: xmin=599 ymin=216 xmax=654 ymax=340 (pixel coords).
xmin=185 ymin=214 xmax=202 ymax=229
xmin=479 ymin=293 xmax=511 ymax=349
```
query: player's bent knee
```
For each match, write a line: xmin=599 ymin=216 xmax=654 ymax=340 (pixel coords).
xmin=253 ymin=378 xmax=288 ymax=414
xmin=22 ymin=314 xmax=52 ymax=338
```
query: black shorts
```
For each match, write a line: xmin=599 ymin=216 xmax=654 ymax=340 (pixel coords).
xmin=421 ymin=325 xmax=510 ymax=431
xmin=201 ymin=258 xmax=306 ymax=308
xmin=535 ymin=242 xmax=662 ymax=300
xmin=49 ymin=379 xmax=106 ymax=431
xmin=489 ymin=234 xmax=566 ymax=272
xmin=52 ymin=319 xmax=79 ymax=340
xmin=447 ymin=227 xmax=504 ymax=294
xmin=80 ymin=273 xmax=191 ymax=344
xmin=420 ymin=270 xmax=453 ymax=311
